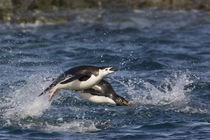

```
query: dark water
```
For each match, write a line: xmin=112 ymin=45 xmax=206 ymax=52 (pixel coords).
xmin=1 ymin=9 xmax=210 ymax=139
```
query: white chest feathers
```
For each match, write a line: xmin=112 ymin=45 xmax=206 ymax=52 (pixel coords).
xmin=78 ymin=92 xmax=116 ymax=105
xmin=80 ymin=74 xmax=101 ymax=89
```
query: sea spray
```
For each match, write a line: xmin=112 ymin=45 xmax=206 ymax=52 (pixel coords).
xmin=0 ymin=73 xmax=100 ymax=132
xmin=140 ymin=73 xmax=192 ymax=105
xmin=1 ymin=71 xmax=208 ymax=133
xmin=113 ymin=72 xmax=193 ymax=106
xmin=2 ymin=74 xmax=52 ymax=120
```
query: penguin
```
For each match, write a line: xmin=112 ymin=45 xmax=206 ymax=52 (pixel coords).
xmin=76 ymin=80 xmax=131 ymax=106
xmin=39 ymin=65 xmax=117 ymax=101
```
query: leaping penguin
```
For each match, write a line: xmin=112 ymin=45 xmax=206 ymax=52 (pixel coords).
xmin=76 ymin=80 xmax=131 ymax=106
xmin=39 ymin=65 xmax=117 ymax=101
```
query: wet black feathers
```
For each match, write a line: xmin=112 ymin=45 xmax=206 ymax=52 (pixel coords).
xmin=60 ymin=73 xmax=91 ymax=84
xmin=39 ymin=66 xmax=100 ymax=96
xmin=82 ymin=80 xmax=117 ymax=99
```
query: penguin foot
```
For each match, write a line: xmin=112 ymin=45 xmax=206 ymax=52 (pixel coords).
xmin=49 ymin=87 xmax=57 ymax=101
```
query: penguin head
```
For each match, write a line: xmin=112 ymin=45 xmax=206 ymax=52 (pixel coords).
xmin=114 ymin=96 xmax=131 ymax=107
xmin=99 ymin=66 xmax=118 ymax=77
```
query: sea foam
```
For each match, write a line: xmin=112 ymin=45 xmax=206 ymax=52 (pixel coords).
xmin=2 ymin=74 xmax=51 ymax=120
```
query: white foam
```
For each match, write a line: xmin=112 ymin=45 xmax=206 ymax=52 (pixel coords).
xmin=45 ymin=120 xmax=99 ymax=132
xmin=141 ymin=73 xmax=191 ymax=105
xmin=114 ymin=72 xmax=193 ymax=106
xmin=2 ymin=74 xmax=51 ymax=120
xmin=0 ymin=73 xmax=100 ymax=133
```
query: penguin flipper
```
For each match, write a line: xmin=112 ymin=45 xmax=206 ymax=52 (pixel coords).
xmin=60 ymin=73 xmax=91 ymax=84
xmin=82 ymin=88 xmax=106 ymax=96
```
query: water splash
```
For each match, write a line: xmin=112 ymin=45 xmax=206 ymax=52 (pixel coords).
xmin=1 ymin=74 xmax=51 ymax=120
xmin=114 ymin=72 xmax=193 ymax=106
xmin=0 ymin=71 xmax=208 ymax=134
xmin=45 ymin=120 xmax=99 ymax=132
xmin=0 ymin=73 xmax=100 ymax=133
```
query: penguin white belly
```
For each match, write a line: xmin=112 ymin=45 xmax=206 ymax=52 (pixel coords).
xmin=78 ymin=93 xmax=116 ymax=104
xmin=79 ymin=74 xmax=101 ymax=89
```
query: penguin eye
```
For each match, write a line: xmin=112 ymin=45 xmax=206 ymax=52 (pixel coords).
xmin=105 ymin=68 xmax=108 ymax=71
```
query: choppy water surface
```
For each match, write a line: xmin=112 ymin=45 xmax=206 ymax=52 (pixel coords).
xmin=1 ymin=9 xmax=210 ymax=139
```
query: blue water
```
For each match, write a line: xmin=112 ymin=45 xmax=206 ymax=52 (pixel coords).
xmin=1 ymin=9 xmax=210 ymax=139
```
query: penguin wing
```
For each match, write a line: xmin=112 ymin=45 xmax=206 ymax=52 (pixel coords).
xmin=86 ymin=80 xmax=117 ymax=99
xmin=60 ymin=74 xmax=91 ymax=84
xmin=82 ymin=88 xmax=106 ymax=96
xmin=51 ymin=70 xmax=92 ymax=86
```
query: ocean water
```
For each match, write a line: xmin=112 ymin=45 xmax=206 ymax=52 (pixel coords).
xmin=1 ymin=9 xmax=210 ymax=139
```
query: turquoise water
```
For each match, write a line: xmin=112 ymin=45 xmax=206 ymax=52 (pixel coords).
xmin=1 ymin=9 xmax=210 ymax=139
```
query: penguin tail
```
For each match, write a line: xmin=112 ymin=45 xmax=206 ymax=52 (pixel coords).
xmin=39 ymin=77 xmax=57 ymax=97
xmin=38 ymin=91 xmax=46 ymax=96
xmin=38 ymin=86 xmax=51 ymax=96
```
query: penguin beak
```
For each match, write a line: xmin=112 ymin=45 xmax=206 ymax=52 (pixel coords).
xmin=115 ymin=96 xmax=131 ymax=107
xmin=123 ymin=101 xmax=131 ymax=107
xmin=110 ymin=66 xmax=118 ymax=72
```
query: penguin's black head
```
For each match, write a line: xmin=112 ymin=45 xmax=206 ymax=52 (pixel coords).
xmin=114 ymin=96 xmax=131 ymax=107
